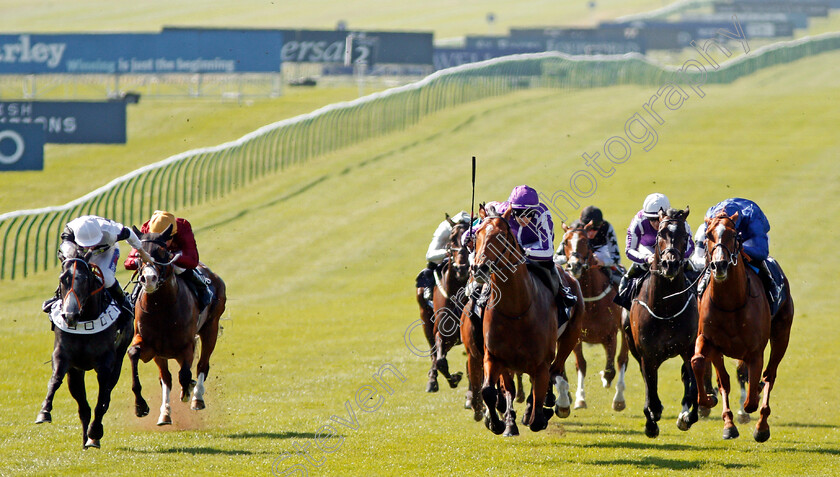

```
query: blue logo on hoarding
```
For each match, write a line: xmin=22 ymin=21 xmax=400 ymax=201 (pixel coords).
xmin=0 ymin=124 xmax=44 ymax=171
xmin=0 ymin=101 xmax=126 ymax=144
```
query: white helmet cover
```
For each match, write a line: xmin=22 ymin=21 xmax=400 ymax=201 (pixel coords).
xmin=643 ymin=193 xmax=670 ymax=218
xmin=72 ymin=217 xmax=104 ymax=247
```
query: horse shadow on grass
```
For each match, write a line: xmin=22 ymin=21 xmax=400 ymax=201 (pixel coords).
xmin=224 ymin=431 xmax=323 ymax=440
xmin=587 ymin=457 xmax=751 ymax=471
xmin=123 ymin=447 xmax=258 ymax=455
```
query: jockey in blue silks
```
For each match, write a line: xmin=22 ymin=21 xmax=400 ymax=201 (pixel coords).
xmin=695 ymin=197 xmax=785 ymax=315
xmin=465 ymin=185 xmax=576 ymax=328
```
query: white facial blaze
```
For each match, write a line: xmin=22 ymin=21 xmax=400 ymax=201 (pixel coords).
xmin=142 ymin=266 xmax=159 ymax=292
xmin=712 ymin=224 xmax=728 ymax=262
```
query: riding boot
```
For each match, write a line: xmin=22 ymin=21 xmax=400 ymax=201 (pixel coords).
xmin=185 ymin=269 xmax=213 ymax=312
xmin=107 ymin=283 xmax=133 ymax=322
xmin=758 ymin=259 xmax=782 ymax=315
xmin=416 ymin=264 xmax=436 ymax=303
xmin=614 ymin=262 xmax=646 ymax=310
xmin=42 ymin=286 xmax=60 ymax=314
xmin=696 ymin=267 xmax=712 ymax=298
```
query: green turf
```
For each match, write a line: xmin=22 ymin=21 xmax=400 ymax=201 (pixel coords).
xmin=0 ymin=48 xmax=838 ymax=475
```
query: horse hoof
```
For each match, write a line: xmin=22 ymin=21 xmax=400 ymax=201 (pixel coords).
xmin=613 ymin=400 xmax=626 ymax=412
xmin=544 ymin=392 xmax=556 ymax=409
xmin=574 ymin=400 xmax=587 ymax=410
xmin=135 ymin=400 xmax=150 ymax=418
xmin=753 ymin=427 xmax=770 ymax=443
xmin=157 ymin=415 xmax=172 ymax=426
xmin=645 ymin=421 xmax=660 ymax=438
xmin=84 ymin=438 xmax=100 ymax=449
xmin=555 ymin=406 xmax=571 ymax=419
xmin=723 ymin=426 xmax=740 ymax=440
xmin=503 ymin=424 xmax=520 ymax=437
xmin=426 ymin=380 xmax=439 ymax=393
xmin=447 ymin=372 xmax=463 ymax=389
xmin=677 ymin=413 xmax=691 ymax=432
xmin=473 ymin=408 xmax=483 ymax=422
xmin=529 ymin=418 xmax=548 ymax=433
xmin=699 ymin=406 xmax=711 ymax=419
xmin=35 ymin=412 xmax=51 ymax=424
xmin=737 ymin=410 xmax=751 ymax=424
xmin=191 ymin=399 xmax=205 ymax=411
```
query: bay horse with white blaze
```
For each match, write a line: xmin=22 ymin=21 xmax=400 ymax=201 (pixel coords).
xmin=560 ymin=220 xmax=628 ymax=412
xmin=129 ymin=225 xmax=226 ymax=425
xmin=36 ymin=250 xmax=133 ymax=448
xmin=691 ymin=211 xmax=794 ymax=442
xmin=470 ymin=205 xmax=581 ymax=436
xmin=624 ymin=207 xmax=705 ymax=438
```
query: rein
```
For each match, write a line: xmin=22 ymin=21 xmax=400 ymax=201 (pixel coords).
xmin=476 ymin=216 xmax=532 ymax=319
xmin=633 ymin=294 xmax=695 ymax=320
xmin=703 ymin=217 xmax=753 ymax=312
xmin=63 ymin=258 xmax=105 ymax=302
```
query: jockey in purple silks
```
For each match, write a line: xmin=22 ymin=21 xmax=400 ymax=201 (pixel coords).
xmin=465 ymin=185 xmax=576 ymax=328
xmin=614 ymin=193 xmax=695 ymax=310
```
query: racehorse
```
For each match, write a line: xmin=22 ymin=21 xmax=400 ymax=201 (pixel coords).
xmin=624 ymin=207 xmax=704 ymax=438
xmin=691 ymin=211 xmax=794 ymax=442
xmin=416 ymin=215 xmax=469 ymax=393
xmin=36 ymin=250 xmax=133 ymax=448
xmin=471 ymin=204 xmax=577 ymax=436
xmin=128 ymin=225 xmax=226 ymax=425
xmin=560 ymin=220 xmax=628 ymax=412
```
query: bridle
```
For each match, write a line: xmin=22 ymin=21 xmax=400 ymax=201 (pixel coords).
xmin=650 ymin=217 xmax=687 ymax=278
xmin=60 ymin=258 xmax=105 ymax=317
xmin=705 ymin=215 xmax=742 ymax=269
xmin=563 ymin=227 xmax=593 ymax=272
xmin=471 ymin=215 xmax=531 ymax=318
xmin=139 ymin=239 xmax=181 ymax=286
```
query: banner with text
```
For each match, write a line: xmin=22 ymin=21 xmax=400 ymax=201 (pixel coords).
xmin=0 ymin=101 xmax=126 ymax=143
xmin=0 ymin=124 xmax=44 ymax=171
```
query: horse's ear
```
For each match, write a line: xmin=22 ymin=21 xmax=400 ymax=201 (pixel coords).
xmin=479 ymin=206 xmax=487 ymax=220
xmin=502 ymin=206 xmax=512 ymax=221
xmin=658 ymin=208 xmax=667 ymax=221
xmin=160 ymin=224 xmax=174 ymax=241
xmin=583 ymin=220 xmax=595 ymax=230
xmin=562 ymin=222 xmax=570 ymax=232
xmin=684 ymin=205 xmax=690 ymax=219
xmin=730 ymin=211 xmax=739 ymax=224
xmin=445 ymin=213 xmax=456 ymax=227
xmin=132 ymin=225 xmax=142 ymax=237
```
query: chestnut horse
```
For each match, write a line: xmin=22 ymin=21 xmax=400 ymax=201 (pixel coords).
xmin=560 ymin=221 xmax=628 ymax=412
xmin=624 ymin=207 xmax=704 ymax=438
xmin=416 ymin=216 xmax=469 ymax=393
xmin=470 ymin=205 xmax=581 ymax=436
xmin=129 ymin=225 xmax=226 ymax=425
xmin=691 ymin=212 xmax=794 ymax=442
xmin=36 ymin=251 xmax=133 ymax=448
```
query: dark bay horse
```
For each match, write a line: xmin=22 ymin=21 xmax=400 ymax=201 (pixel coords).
xmin=561 ymin=221 xmax=628 ymax=412
xmin=691 ymin=212 xmax=794 ymax=442
xmin=129 ymin=225 xmax=226 ymax=425
xmin=36 ymin=251 xmax=133 ymax=448
xmin=471 ymin=205 xmax=561 ymax=436
xmin=416 ymin=215 xmax=469 ymax=393
xmin=624 ymin=207 xmax=703 ymax=438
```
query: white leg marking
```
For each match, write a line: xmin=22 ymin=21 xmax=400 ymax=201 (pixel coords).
xmin=575 ymin=369 xmax=586 ymax=408
xmin=555 ymin=375 xmax=571 ymax=409
xmin=193 ymin=372 xmax=206 ymax=402
xmin=614 ymin=363 xmax=627 ymax=404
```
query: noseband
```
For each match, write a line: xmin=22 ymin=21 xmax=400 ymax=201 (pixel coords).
xmin=706 ymin=217 xmax=742 ymax=268
xmin=474 ymin=218 xmax=523 ymax=276
xmin=564 ymin=229 xmax=592 ymax=271
xmin=651 ymin=218 xmax=687 ymax=277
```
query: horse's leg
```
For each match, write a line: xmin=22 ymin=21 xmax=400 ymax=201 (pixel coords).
xmin=677 ymin=357 xmax=699 ymax=431
xmin=480 ymin=355 xmax=505 ymax=435
xmin=193 ymin=317 xmax=219 ymax=411
xmin=178 ymin=341 xmax=196 ymax=404
xmin=754 ymin=367 xmax=774 ymax=443
xmin=529 ymin=364 xmax=552 ymax=432
xmin=515 ymin=373 xmax=526 ymax=403
xmin=155 ymin=357 xmax=173 ymax=426
xmin=128 ymin=344 xmax=149 ymax=418
xmin=736 ymin=360 xmax=751 ymax=424
xmin=86 ymin=354 xmax=120 ymax=449
xmin=691 ymin=335 xmax=719 ymax=409
xmin=613 ymin=330 xmax=629 ymax=412
xmin=500 ymin=372 xmax=519 ymax=437
xmin=573 ymin=342 xmax=587 ymax=410
xmin=552 ymin=312 xmax=580 ymax=419
xmin=713 ymin=354 xmax=738 ymax=439
xmin=36 ymin=349 xmax=69 ymax=424
xmin=600 ymin=332 xmax=618 ymax=388
xmin=65 ymin=368 xmax=90 ymax=448
xmin=743 ymin=354 xmax=764 ymax=414
xmin=639 ymin=356 xmax=662 ymax=438
xmin=419 ymin=291 xmax=438 ymax=393
xmin=552 ymin=369 xmax=572 ymax=419
xmin=467 ymin=354 xmax=483 ymax=420
xmin=754 ymin=305 xmax=793 ymax=443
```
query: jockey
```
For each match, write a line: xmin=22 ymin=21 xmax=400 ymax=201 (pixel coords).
xmin=43 ymin=215 xmax=152 ymax=317
xmin=416 ymin=210 xmax=471 ymax=302
xmin=615 ymin=193 xmax=694 ymax=309
xmin=555 ymin=205 xmax=624 ymax=287
xmin=470 ymin=185 xmax=576 ymax=328
xmin=695 ymin=198 xmax=784 ymax=315
xmin=124 ymin=210 xmax=213 ymax=312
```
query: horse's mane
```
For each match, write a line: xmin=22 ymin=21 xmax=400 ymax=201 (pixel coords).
xmin=663 ymin=207 xmax=689 ymax=222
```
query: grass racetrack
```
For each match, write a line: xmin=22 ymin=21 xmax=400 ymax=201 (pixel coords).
xmin=1 ymin=45 xmax=840 ymax=477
